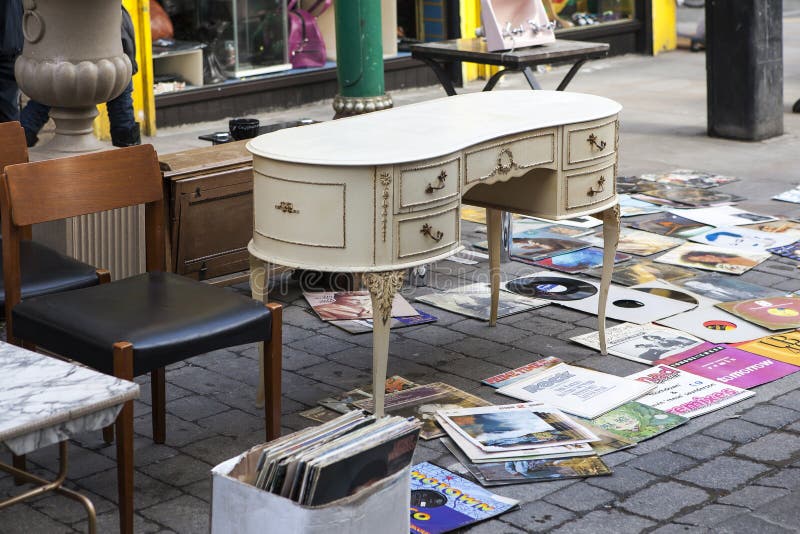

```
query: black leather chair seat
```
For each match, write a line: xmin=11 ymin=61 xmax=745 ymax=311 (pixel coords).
xmin=0 ymin=240 xmax=98 ymax=311
xmin=13 ymin=271 xmax=272 ymax=376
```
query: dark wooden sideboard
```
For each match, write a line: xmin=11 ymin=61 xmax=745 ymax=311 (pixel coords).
xmin=159 ymin=140 xmax=254 ymax=285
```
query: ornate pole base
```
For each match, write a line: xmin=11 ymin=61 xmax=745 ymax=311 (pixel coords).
xmin=43 ymin=106 xmax=104 ymax=153
xmin=333 ymin=94 xmax=393 ymax=119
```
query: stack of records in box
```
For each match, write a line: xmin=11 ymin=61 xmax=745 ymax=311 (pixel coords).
xmin=252 ymin=411 xmax=420 ymax=505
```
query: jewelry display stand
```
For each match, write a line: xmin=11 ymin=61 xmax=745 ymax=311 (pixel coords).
xmin=480 ymin=0 xmax=556 ymax=51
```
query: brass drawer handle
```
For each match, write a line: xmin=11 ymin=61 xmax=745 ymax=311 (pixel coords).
xmin=425 ymin=170 xmax=447 ymax=193
xmin=421 ymin=223 xmax=443 ymax=242
xmin=587 ymin=175 xmax=606 ymax=196
xmin=274 ymin=201 xmax=299 ymax=214
xmin=587 ymin=133 xmax=607 ymax=151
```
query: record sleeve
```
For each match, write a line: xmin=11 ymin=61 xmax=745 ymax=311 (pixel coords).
xmin=656 ymin=306 xmax=776 ymax=344
xmin=531 ymin=247 xmax=631 ymax=273
xmin=668 ymin=206 xmax=777 ymax=227
xmin=737 ymin=331 xmax=800 ymax=366
xmin=690 ymin=226 xmax=798 ymax=252
xmin=654 ymin=243 xmax=770 ymax=275
xmin=716 ymin=297 xmax=800 ymax=330
xmin=673 ymin=274 xmax=783 ymax=302
xmin=586 ymin=260 xmax=696 ymax=286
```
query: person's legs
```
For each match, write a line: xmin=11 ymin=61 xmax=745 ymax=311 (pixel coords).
xmin=0 ymin=54 xmax=19 ymax=123
xmin=107 ymin=81 xmax=140 ymax=147
xmin=19 ymin=99 xmax=51 ymax=147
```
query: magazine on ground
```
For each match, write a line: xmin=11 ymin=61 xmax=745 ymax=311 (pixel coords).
xmin=415 ymin=283 xmax=549 ymax=321
xmin=583 ymin=228 xmax=684 ymax=256
xmin=619 ymin=194 xmax=664 ymax=217
xmin=654 ymin=342 xmax=800 ymax=389
xmin=626 ymin=365 xmax=754 ymax=418
xmin=628 ymin=212 xmax=712 ymax=238
xmin=435 ymin=403 xmax=599 ymax=452
xmin=353 ymin=382 xmax=492 ymax=440
xmin=575 ymin=401 xmax=688 ymax=443
xmin=409 ymin=462 xmax=519 ymax=534
xmin=654 ymin=242 xmax=770 ymax=275
xmin=668 ymin=206 xmax=777 ymax=227
xmin=673 ymin=273 xmax=784 ymax=302
xmin=435 ymin=415 xmax=595 ymax=463
xmin=441 ymin=438 xmax=611 ymax=487
xmin=315 ymin=376 xmax=418 ymax=414
xmin=509 ymin=236 xmax=591 ymax=262
xmin=742 ymin=219 xmax=800 ymax=236
xmin=571 ymin=322 xmax=705 ymax=364
xmin=482 ymin=357 xmax=564 ymax=388
xmin=767 ymin=241 xmax=800 ymax=261
xmin=636 ymin=186 xmax=743 ymax=207
xmin=496 ymin=363 xmax=656 ymax=419
xmin=737 ymin=330 xmax=800 ymax=367
xmin=689 ymin=226 xmax=798 ymax=253
xmin=637 ymin=169 xmax=740 ymax=189
xmin=328 ymin=308 xmax=437 ymax=334
xmin=304 ymin=291 xmax=417 ymax=321
xmin=585 ymin=260 xmax=696 ymax=286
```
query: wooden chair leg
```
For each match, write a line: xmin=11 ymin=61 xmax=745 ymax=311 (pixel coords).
xmin=12 ymin=454 xmax=26 ymax=485
xmin=113 ymin=342 xmax=135 ymax=534
xmin=102 ymin=425 xmax=115 ymax=444
xmin=264 ymin=303 xmax=283 ymax=441
xmin=151 ymin=368 xmax=166 ymax=445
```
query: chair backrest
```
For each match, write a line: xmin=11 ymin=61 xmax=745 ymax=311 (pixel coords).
xmin=0 ymin=122 xmax=29 ymax=170
xmin=1 ymin=144 xmax=166 ymax=340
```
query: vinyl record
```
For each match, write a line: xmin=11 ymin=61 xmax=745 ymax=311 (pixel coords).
xmin=506 ymin=276 xmax=598 ymax=301
xmin=718 ymin=297 xmax=800 ymax=330
xmin=633 ymin=287 xmax=698 ymax=305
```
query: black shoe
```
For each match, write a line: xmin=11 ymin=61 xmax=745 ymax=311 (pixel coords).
xmin=111 ymin=123 xmax=141 ymax=147
xmin=23 ymin=127 xmax=38 ymax=148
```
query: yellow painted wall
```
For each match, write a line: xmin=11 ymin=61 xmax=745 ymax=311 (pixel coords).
xmin=652 ymin=0 xmax=677 ymax=55
xmin=460 ymin=0 xmax=501 ymax=82
xmin=94 ymin=0 xmax=156 ymax=140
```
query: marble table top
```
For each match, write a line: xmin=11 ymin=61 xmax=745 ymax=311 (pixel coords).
xmin=0 ymin=342 xmax=139 ymax=455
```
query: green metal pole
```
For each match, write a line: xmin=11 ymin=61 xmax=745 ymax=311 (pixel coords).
xmin=332 ymin=0 xmax=393 ymax=117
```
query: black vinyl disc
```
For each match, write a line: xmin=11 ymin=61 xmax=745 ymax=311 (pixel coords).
xmin=506 ymin=276 xmax=598 ymax=301
xmin=633 ymin=287 xmax=698 ymax=305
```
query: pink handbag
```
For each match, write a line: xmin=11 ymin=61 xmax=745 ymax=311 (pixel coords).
xmin=480 ymin=0 xmax=556 ymax=52
xmin=287 ymin=0 xmax=331 ymax=68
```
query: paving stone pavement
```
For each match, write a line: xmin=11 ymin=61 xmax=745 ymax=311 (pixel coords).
xmin=3 ymin=8 xmax=800 ymax=533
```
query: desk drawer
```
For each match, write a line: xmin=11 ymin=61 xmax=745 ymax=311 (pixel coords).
xmin=396 ymin=156 xmax=460 ymax=212
xmin=396 ymin=204 xmax=459 ymax=259
xmin=465 ymin=131 xmax=555 ymax=184
xmin=565 ymin=118 xmax=617 ymax=167
xmin=254 ymin=174 xmax=346 ymax=248
xmin=564 ymin=163 xmax=616 ymax=211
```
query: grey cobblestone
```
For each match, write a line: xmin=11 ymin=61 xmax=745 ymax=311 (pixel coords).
xmin=551 ymin=510 xmax=656 ymax=533
xmin=756 ymin=468 xmax=800 ymax=490
xmin=676 ymin=456 xmax=771 ymax=490
xmin=749 ymin=492 xmax=800 ymax=530
xmin=444 ymin=336 xmax=510 ymax=359
xmin=702 ymin=419 xmax=773 ymax=444
xmin=544 ymin=482 xmax=616 ymax=512
xmin=617 ymin=481 xmax=709 ymax=521
xmin=740 ymin=405 xmax=800 ymax=429
xmin=676 ymin=504 xmax=748 ymax=527
xmin=288 ymin=333 xmax=357 ymax=356
xmin=771 ymin=389 xmax=800 ymax=412
xmin=139 ymin=494 xmax=209 ymax=533
xmin=667 ymin=434 xmax=733 ymax=460
xmin=586 ymin=466 xmax=658 ymax=495
xmin=139 ymin=454 xmax=214 ymax=487
xmin=718 ymin=485 xmax=791 ymax=509
xmin=716 ymin=513 xmax=796 ymax=533
xmin=502 ymin=501 xmax=575 ymax=531
xmin=165 ymin=395 xmax=230 ymax=422
xmin=736 ymin=432 xmax=800 ymax=463
xmin=280 ymin=345 xmax=327 ymax=371
xmin=651 ymin=524 xmax=711 ymax=534
xmin=627 ymin=450 xmax=699 ymax=477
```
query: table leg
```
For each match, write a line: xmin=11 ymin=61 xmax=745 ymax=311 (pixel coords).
xmin=482 ymin=69 xmax=510 ymax=92
xmin=363 ymin=270 xmax=405 ymax=417
xmin=556 ymin=59 xmax=588 ymax=91
xmin=522 ymin=66 xmax=543 ymax=90
xmin=598 ymin=204 xmax=621 ymax=355
xmin=414 ymin=56 xmax=458 ymax=96
xmin=113 ymin=342 xmax=134 ymax=534
xmin=249 ymin=254 xmax=270 ymax=408
xmin=487 ymin=208 xmax=503 ymax=326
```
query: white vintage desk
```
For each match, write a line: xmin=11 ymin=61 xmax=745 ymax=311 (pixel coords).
xmin=247 ymin=90 xmax=621 ymax=415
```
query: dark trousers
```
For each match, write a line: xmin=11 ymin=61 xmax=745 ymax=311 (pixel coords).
xmin=0 ymin=53 xmax=19 ymax=122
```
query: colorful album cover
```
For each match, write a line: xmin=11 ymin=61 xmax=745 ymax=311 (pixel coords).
xmin=441 ymin=438 xmax=611 ymax=486
xmin=576 ymin=401 xmax=688 ymax=443
xmin=638 ymin=169 xmax=740 ymax=189
xmin=461 ymin=206 xmax=487 ymax=224
xmin=768 ymin=241 xmax=800 ymax=261
xmin=482 ymin=356 xmax=564 ymax=389
xmin=610 ymin=228 xmax=685 ymax=256
xmin=509 ymin=237 xmax=591 ymax=262
xmin=737 ymin=331 xmax=800 ymax=366
xmin=582 ymin=424 xmax=637 ymax=456
xmin=627 ymin=365 xmax=754 ymax=418
xmin=529 ymin=215 xmax=603 ymax=228
xmin=741 ymin=219 xmax=800 ymax=236
xmin=654 ymin=243 xmax=770 ymax=275
xmin=628 ymin=212 xmax=712 ymax=238
xmin=298 ymin=405 xmax=342 ymax=424
xmin=716 ymin=297 xmax=800 ymax=330
xmin=619 ymin=194 xmax=664 ymax=217
xmin=655 ymin=342 xmax=799 ymax=389
xmin=415 ymin=283 xmax=549 ymax=321
xmin=690 ymin=226 xmax=798 ymax=252
xmin=304 ymin=291 xmax=417 ymax=321
xmin=668 ymin=206 xmax=778 ymax=227
xmin=636 ymin=186 xmax=744 ymax=207
xmin=586 ymin=260 xmax=696 ymax=286
xmin=353 ymin=382 xmax=492 ymax=440
xmin=772 ymin=186 xmax=800 ymax=204
xmin=616 ymin=175 xmax=652 ymax=194
xmin=409 ymin=462 xmax=519 ymax=534
xmin=532 ymin=247 xmax=631 ymax=273
xmin=656 ymin=305 xmax=775 ymax=344
xmin=329 ymin=308 xmax=437 ymax=334
xmin=631 ymin=193 xmax=687 ymax=208
xmin=674 ymin=274 xmax=784 ymax=302
xmin=316 ymin=376 xmax=418 ymax=413
xmin=571 ymin=322 xmax=705 ymax=364
xmin=512 ymin=223 xmax=595 ymax=240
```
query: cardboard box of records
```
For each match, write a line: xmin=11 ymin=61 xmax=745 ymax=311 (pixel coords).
xmin=210 ymin=412 xmax=418 ymax=534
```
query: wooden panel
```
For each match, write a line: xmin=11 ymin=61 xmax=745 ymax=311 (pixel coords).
xmin=6 ymin=145 xmax=162 ymax=226
xmin=396 ymin=204 xmax=459 ymax=259
xmin=566 ymin=118 xmax=617 ymax=167
xmin=564 ymin=163 xmax=616 ymax=210
xmin=0 ymin=122 xmax=29 ymax=169
xmin=159 ymin=140 xmax=251 ymax=180
xmin=464 ymin=131 xmax=555 ymax=184
xmin=254 ymin=174 xmax=346 ymax=248
xmin=396 ymin=155 xmax=460 ymax=212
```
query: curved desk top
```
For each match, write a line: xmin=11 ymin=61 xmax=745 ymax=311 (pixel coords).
xmin=247 ymin=90 xmax=621 ymax=166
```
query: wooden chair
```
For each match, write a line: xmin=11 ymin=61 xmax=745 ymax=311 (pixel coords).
xmin=0 ymin=121 xmax=111 ymax=479
xmin=1 ymin=144 xmax=283 ymax=534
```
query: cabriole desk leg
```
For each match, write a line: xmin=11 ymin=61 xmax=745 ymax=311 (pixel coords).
xmin=598 ymin=204 xmax=621 ymax=355
xmin=487 ymin=208 xmax=503 ymax=326
xmin=363 ymin=270 xmax=406 ymax=417
xmin=249 ymin=254 xmax=270 ymax=408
